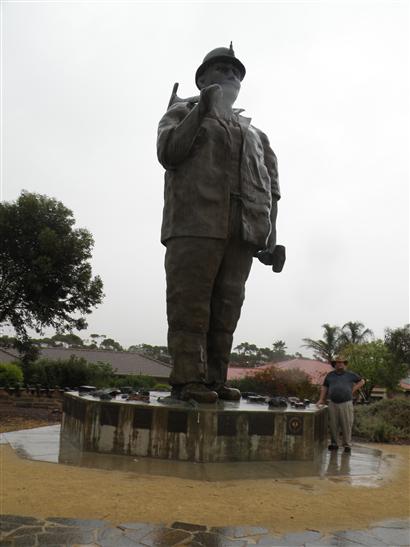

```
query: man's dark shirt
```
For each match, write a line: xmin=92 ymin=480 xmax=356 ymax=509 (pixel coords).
xmin=323 ymin=370 xmax=362 ymax=403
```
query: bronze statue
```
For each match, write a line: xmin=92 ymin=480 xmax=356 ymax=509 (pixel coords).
xmin=157 ymin=44 xmax=285 ymax=403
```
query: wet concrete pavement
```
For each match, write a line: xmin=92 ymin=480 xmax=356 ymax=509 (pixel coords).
xmin=0 ymin=426 xmax=385 ymax=483
xmin=1 ymin=515 xmax=409 ymax=546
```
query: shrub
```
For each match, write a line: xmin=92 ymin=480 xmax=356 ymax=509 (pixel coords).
xmin=0 ymin=362 xmax=24 ymax=387
xmin=109 ymin=374 xmax=157 ymax=390
xmin=152 ymin=383 xmax=171 ymax=392
xmin=353 ymin=397 xmax=410 ymax=442
xmin=26 ymin=357 xmax=114 ymax=388
xmin=228 ymin=365 xmax=319 ymax=400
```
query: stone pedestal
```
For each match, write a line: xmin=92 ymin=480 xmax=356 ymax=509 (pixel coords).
xmin=61 ymin=392 xmax=328 ymax=462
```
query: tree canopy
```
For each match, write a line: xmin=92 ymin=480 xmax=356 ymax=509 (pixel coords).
xmin=302 ymin=323 xmax=341 ymax=362
xmin=385 ymin=324 xmax=410 ymax=370
xmin=0 ymin=192 xmax=104 ymax=347
xmin=339 ymin=321 xmax=373 ymax=347
xmin=343 ymin=341 xmax=408 ymax=399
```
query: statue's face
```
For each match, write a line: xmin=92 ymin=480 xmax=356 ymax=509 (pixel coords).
xmin=199 ymin=61 xmax=241 ymax=104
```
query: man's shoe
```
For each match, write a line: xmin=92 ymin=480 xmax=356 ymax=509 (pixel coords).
xmin=344 ymin=446 xmax=351 ymax=454
xmin=213 ymin=384 xmax=241 ymax=401
xmin=328 ymin=444 xmax=338 ymax=451
xmin=180 ymin=383 xmax=218 ymax=404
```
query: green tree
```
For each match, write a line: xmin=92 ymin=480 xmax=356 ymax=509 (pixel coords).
xmin=343 ymin=341 xmax=408 ymax=399
xmin=302 ymin=323 xmax=341 ymax=362
xmin=128 ymin=343 xmax=171 ymax=364
xmin=0 ymin=363 xmax=24 ymax=386
xmin=339 ymin=321 xmax=373 ymax=348
xmin=271 ymin=340 xmax=287 ymax=360
xmin=100 ymin=338 xmax=123 ymax=352
xmin=0 ymin=192 xmax=104 ymax=357
xmin=0 ymin=335 xmax=17 ymax=348
xmin=51 ymin=333 xmax=84 ymax=348
xmin=385 ymin=324 xmax=410 ymax=370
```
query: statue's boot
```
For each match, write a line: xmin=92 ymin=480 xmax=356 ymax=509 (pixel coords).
xmin=212 ymin=384 xmax=241 ymax=401
xmin=179 ymin=383 xmax=218 ymax=404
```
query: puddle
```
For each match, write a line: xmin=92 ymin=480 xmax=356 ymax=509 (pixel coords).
xmin=2 ymin=425 xmax=388 ymax=485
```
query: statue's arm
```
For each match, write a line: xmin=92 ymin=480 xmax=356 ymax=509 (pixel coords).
xmin=258 ymin=131 xmax=281 ymax=253
xmin=157 ymin=102 xmax=204 ymax=169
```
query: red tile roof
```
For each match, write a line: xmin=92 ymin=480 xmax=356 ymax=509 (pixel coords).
xmin=228 ymin=358 xmax=332 ymax=385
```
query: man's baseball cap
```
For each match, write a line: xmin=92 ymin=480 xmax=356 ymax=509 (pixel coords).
xmin=195 ymin=42 xmax=246 ymax=89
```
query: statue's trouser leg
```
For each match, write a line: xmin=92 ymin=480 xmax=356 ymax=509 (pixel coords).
xmin=165 ymin=236 xmax=227 ymax=387
xmin=165 ymin=236 xmax=255 ymax=388
xmin=206 ymin=236 xmax=255 ymax=386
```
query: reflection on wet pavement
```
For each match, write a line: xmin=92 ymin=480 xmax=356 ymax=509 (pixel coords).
xmin=2 ymin=425 xmax=387 ymax=484
xmin=0 ymin=515 xmax=409 ymax=546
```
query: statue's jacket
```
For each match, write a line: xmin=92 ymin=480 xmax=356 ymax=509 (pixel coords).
xmin=157 ymin=101 xmax=280 ymax=250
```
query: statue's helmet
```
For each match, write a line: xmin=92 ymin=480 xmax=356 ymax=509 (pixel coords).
xmin=195 ymin=42 xmax=246 ymax=89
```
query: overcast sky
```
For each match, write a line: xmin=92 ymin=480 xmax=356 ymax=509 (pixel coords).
xmin=1 ymin=1 xmax=409 ymax=354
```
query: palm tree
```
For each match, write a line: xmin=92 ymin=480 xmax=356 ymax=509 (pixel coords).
xmin=302 ymin=323 xmax=341 ymax=362
xmin=339 ymin=321 xmax=373 ymax=348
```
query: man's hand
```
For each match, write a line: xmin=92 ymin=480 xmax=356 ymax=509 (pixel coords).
xmin=198 ymin=84 xmax=223 ymax=117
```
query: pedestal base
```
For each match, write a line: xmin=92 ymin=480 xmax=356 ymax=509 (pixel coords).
xmin=61 ymin=392 xmax=328 ymax=462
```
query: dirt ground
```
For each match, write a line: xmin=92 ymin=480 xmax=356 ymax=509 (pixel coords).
xmin=0 ymin=403 xmax=60 ymax=433
xmin=1 ymin=419 xmax=409 ymax=534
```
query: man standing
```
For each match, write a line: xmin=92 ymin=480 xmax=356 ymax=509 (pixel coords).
xmin=157 ymin=44 xmax=283 ymax=403
xmin=317 ymin=357 xmax=365 ymax=453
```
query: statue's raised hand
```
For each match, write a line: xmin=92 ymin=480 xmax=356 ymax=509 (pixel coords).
xmin=198 ymin=84 xmax=223 ymax=116
xmin=167 ymin=83 xmax=200 ymax=109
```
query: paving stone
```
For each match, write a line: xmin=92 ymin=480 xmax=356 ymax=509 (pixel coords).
xmin=141 ymin=528 xmax=192 ymax=547
xmin=98 ymin=530 xmax=143 ymax=547
xmin=97 ymin=527 xmax=128 ymax=542
xmin=171 ymin=522 xmax=207 ymax=533
xmin=280 ymin=531 xmax=324 ymax=545
xmin=119 ymin=522 xmax=162 ymax=532
xmin=5 ymin=526 xmax=44 ymax=537
xmin=139 ymin=528 xmax=192 ymax=546
xmin=254 ymin=534 xmax=296 ymax=546
xmin=368 ymin=526 xmax=410 ymax=546
xmin=333 ymin=530 xmax=389 ymax=546
xmin=123 ymin=525 xmax=165 ymax=543
xmin=0 ymin=516 xmax=42 ymax=526
xmin=210 ymin=526 xmax=268 ymax=538
xmin=372 ymin=518 xmax=410 ymax=529
xmin=46 ymin=517 xmax=107 ymax=528
xmin=0 ymin=521 xmax=20 ymax=533
xmin=12 ymin=536 xmax=37 ymax=546
xmin=315 ymin=533 xmax=375 ymax=546
xmin=192 ymin=532 xmax=246 ymax=547
xmin=36 ymin=529 xmax=95 ymax=545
